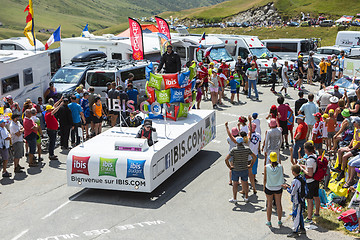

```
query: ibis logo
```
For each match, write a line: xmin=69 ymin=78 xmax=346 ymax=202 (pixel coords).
xmin=71 ymin=156 xmax=90 ymax=175
xmin=165 ymin=79 xmax=177 ymax=85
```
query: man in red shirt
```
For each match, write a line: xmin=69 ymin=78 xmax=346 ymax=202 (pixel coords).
xmin=312 ymin=112 xmax=325 ymax=156
xmin=44 ymin=98 xmax=63 ymax=160
xmin=292 ymin=114 xmax=308 ymax=164
xmin=277 ymin=96 xmax=292 ymax=148
xmin=197 ymin=62 xmax=209 ymax=100
xmin=219 ymin=60 xmax=230 ymax=77
xmin=23 ymin=109 xmax=39 ymax=167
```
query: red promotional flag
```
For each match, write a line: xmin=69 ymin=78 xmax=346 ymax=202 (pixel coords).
xmin=128 ymin=17 xmax=144 ymax=60
xmin=155 ymin=16 xmax=171 ymax=40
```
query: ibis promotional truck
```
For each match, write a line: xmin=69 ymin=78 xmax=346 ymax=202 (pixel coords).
xmin=66 ymin=110 xmax=216 ymax=192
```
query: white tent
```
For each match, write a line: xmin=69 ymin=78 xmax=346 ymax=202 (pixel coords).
xmin=335 ymin=15 xmax=353 ymax=23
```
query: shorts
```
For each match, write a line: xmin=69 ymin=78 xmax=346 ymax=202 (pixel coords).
xmin=306 ymin=180 xmax=319 ymax=199
xmin=218 ymin=86 xmax=223 ymax=92
xmin=26 ymin=134 xmax=37 ymax=155
xmin=297 ymin=72 xmax=303 ymax=79
xmin=279 ymin=120 xmax=288 ymax=135
xmin=210 ymin=87 xmax=218 ymax=93
xmin=93 ymin=115 xmax=103 ymax=124
xmin=12 ymin=141 xmax=24 ymax=159
xmin=307 ymin=68 xmax=314 ymax=78
xmin=306 ymin=125 xmax=313 ymax=139
xmin=231 ymin=89 xmax=237 ymax=94
xmin=0 ymin=148 xmax=9 ymax=160
xmin=328 ymin=131 xmax=336 ymax=139
xmin=293 ymin=139 xmax=306 ymax=160
xmin=282 ymin=79 xmax=289 ymax=88
xmin=265 ymin=187 xmax=283 ymax=195
xmin=203 ymin=82 xmax=209 ymax=88
xmin=349 ymin=155 xmax=360 ymax=167
xmin=351 ymin=148 xmax=360 ymax=156
xmin=314 ymin=142 xmax=323 ymax=150
xmin=252 ymin=155 xmax=258 ymax=175
xmin=231 ymin=169 xmax=249 ymax=182
xmin=82 ymin=117 xmax=91 ymax=125
xmin=236 ymin=87 xmax=240 ymax=94
xmin=287 ymin=124 xmax=293 ymax=131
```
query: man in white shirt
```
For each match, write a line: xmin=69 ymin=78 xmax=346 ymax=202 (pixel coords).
xmin=279 ymin=61 xmax=290 ymax=97
xmin=0 ymin=119 xmax=11 ymax=177
xmin=10 ymin=114 xmax=25 ymax=173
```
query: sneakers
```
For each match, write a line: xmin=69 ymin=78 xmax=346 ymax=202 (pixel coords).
xmin=278 ymin=220 xmax=283 ymax=227
xmin=285 ymin=93 xmax=290 ymax=98
xmin=14 ymin=165 xmax=23 ymax=173
xmin=304 ymin=218 xmax=313 ymax=224
xmin=229 ymin=198 xmax=237 ymax=203
xmin=299 ymin=228 xmax=306 ymax=234
xmin=49 ymin=155 xmax=59 ymax=160
xmin=336 ymin=171 xmax=345 ymax=181
xmin=18 ymin=165 xmax=25 ymax=170
xmin=331 ymin=166 xmax=342 ymax=173
xmin=287 ymin=232 xmax=299 ymax=238
xmin=266 ymin=221 xmax=272 ymax=227
xmin=2 ymin=171 xmax=12 ymax=177
xmin=244 ymin=198 xmax=249 ymax=203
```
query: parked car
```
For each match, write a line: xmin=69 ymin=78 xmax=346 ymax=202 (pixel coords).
xmin=317 ymin=46 xmax=350 ymax=56
xmin=320 ymin=20 xmax=334 ymax=27
xmin=300 ymin=21 xmax=310 ymax=27
xmin=287 ymin=22 xmax=299 ymax=27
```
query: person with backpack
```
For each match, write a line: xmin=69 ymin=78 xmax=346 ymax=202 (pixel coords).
xmin=312 ymin=112 xmax=325 ymax=156
xmin=136 ymin=119 xmax=156 ymax=146
xmin=282 ymin=165 xmax=306 ymax=237
xmin=299 ymin=142 xmax=321 ymax=223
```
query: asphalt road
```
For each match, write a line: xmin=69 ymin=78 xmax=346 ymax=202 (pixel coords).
xmin=0 ymin=82 xmax=354 ymax=240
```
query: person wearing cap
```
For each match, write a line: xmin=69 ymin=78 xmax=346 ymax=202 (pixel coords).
xmin=332 ymin=84 xmax=343 ymax=99
xmin=294 ymin=55 xmax=304 ymax=91
xmin=0 ymin=119 xmax=12 ymax=177
xmin=157 ymin=45 xmax=181 ymax=74
xmin=325 ymin=96 xmax=339 ymax=113
xmin=107 ymin=82 xmax=120 ymax=127
xmin=292 ymin=114 xmax=308 ymax=163
xmin=299 ymin=93 xmax=318 ymax=140
xmin=321 ymin=113 xmax=329 ymax=152
xmin=264 ymin=151 xmax=284 ymax=227
xmin=44 ymin=82 xmax=58 ymax=103
xmin=333 ymin=108 xmax=353 ymax=151
xmin=224 ymin=121 xmax=256 ymax=203
xmin=30 ymin=107 xmax=43 ymax=162
xmin=312 ymin=112 xmax=325 ymax=156
xmin=238 ymin=116 xmax=248 ymax=133
xmin=319 ymin=57 xmax=327 ymax=89
xmin=229 ymin=75 xmax=240 ymax=104
xmin=263 ymin=118 xmax=282 ymax=165
xmin=248 ymin=116 xmax=261 ymax=193
xmin=126 ymin=83 xmax=139 ymax=109
xmin=349 ymin=86 xmax=360 ymax=117
xmin=75 ymin=84 xmax=86 ymax=98
xmin=219 ymin=59 xmax=230 ymax=78
xmin=45 ymin=97 xmax=63 ymax=160
xmin=299 ymin=141 xmax=320 ymax=223
xmin=252 ymin=112 xmax=261 ymax=135
xmin=226 ymin=126 xmax=239 ymax=185
xmin=68 ymin=95 xmax=86 ymax=147
xmin=55 ymin=97 xmax=73 ymax=150
xmin=209 ymin=68 xmax=220 ymax=109
xmin=23 ymin=109 xmax=39 ymax=167
xmin=197 ymin=62 xmax=209 ymax=100
xmin=136 ymin=119 xmax=156 ymax=146
xmin=10 ymin=114 xmax=25 ymax=173
xmin=246 ymin=62 xmax=259 ymax=101
xmin=332 ymin=117 xmax=360 ymax=184
xmin=306 ymin=51 xmax=315 ymax=85
xmin=317 ymin=91 xmax=332 ymax=112
xmin=270 ymin=57 xmax=279 ymax=93
xmin=294 ymin=91 xmax=307 ymax=117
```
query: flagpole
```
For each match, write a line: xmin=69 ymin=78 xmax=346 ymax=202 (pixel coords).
xmin=32 ymin=18 xmax=36 ymax=53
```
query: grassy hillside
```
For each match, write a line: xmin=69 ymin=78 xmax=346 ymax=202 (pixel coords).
xmin=0 ymin=0 xmax=227 ymax=41
xmin=160 ymin=0 xmax=360 ymax=22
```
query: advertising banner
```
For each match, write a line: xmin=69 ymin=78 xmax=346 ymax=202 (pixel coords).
xmin=155 ymin=16 xmax=171 ymax=41
xmin=128 ymin=17 xmax=144 ymax=60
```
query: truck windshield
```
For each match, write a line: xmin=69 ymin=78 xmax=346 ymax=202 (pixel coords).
xmin=52 ymin=68 xmax=85 ymax=84
xmin=250 ymin=48 xmax=273 ymax=59
xmin=209 ymin=47 xmax=233 ymax=62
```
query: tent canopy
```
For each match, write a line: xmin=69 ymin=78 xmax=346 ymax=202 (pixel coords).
xmin=335 ymin=15 xmax=354 ymax=23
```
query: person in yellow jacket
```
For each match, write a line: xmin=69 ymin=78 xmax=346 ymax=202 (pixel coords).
xmin=319 ymin=57 xmax=327 ymax=90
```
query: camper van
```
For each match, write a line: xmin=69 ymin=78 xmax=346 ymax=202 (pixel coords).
xmin=0 ymin=37 xmax=45 ymax=51
xmin=60 ymin=35 xmax=161 ymax=66
xmin=335 ymin=31 xmax=360 ymax=47
xmin=262 ymin=38 xmax=315 ymax=61
xmin=0 ymin=50 xmax=51 ymax=105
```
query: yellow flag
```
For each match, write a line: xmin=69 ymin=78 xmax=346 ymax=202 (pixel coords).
xmin=24 ymin=0 xmax=36 ymax=47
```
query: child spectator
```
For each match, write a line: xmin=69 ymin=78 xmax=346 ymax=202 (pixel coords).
xmin=248 ymin=117 xmax=261 ymax=194
xmin=238 ymin=116 xmax=248 ymax=133
xmin=266 ymin=105 xmax=279 ymax=123
xmin=286 ymin=103 xmax=295 ymax=145
xmin=209 ymin=69 xmax=219 ymax=109
xmin=218 ymin=68 xmax=227 ymax=105
xmin=229 ymin=75 xmax=240 ymax=104
xmin=312 ymin=113 xmax=325 ymax=156
xmin=282 ymin=165 xmax=306 ymax=237
xmin=195 ymin=79 xmax=203 ymax=109
xmin=321 ymin=113 xmax=329 ymax=153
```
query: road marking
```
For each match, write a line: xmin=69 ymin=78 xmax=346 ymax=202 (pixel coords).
xmin=212 ymin=140 xmax=221 ymax=143
xmin=41 ymin=189 xmax=88 ymax=220
xmin=11 ymin=229 xmax=29 ymax=240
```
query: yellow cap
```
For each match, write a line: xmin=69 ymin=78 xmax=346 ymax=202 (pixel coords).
xmin=209 ymin=62 xmax=214 ymax=66
xmin=307 ymin=140 xmax=314 ymax=145
xmin=46 ymin=105 xmax=54 ymax=111
xmin=322 ymin=113 xmax=329 ymax=119
xmin=329 ymin=109 xmax=334 ymax=114
xmin=270 ymin=152 xmax=278 ymax=162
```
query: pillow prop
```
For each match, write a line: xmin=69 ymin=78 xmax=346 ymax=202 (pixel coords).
xmin=190 ymin=78 xmax=196 ymax=91
xmin=178 ymin=102 xmax=190 ymax=118
xmin=145 ymin=63 xmax=154 ymax=81
xmin=166 ymin=103 xmax=179 ymax=121
xmin=170 ymin=88 xmax=185 ymax=103
xmin=163 ymin=73 xmax=180 ymax=89
xmin=184 ymin=84 xmax=192 ymax=99
xmin=148 ymin=73 xmax=163 ymax=90
xmin=148 ymin=113 xmax=164 ymax=119
xmin=189 ymin=63 xmax=196 ymax=80
xmin=178 ymin=71 xmax=190 ymax=87
xmin=155 ymin=89 xmax=170 ymax=104
xmin=145 ymin=83 xmax=156 ymax=104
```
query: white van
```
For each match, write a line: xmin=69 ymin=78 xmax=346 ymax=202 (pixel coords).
xmin=335 ymin=31 xmax=360 ymax=47
xmin=0 ymin=37 xmax=45 ymax=51
xmin=0 ymin=50 xmax=51 ymax=105
xmin=262 ymin=38 xmax=315 ymax=61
